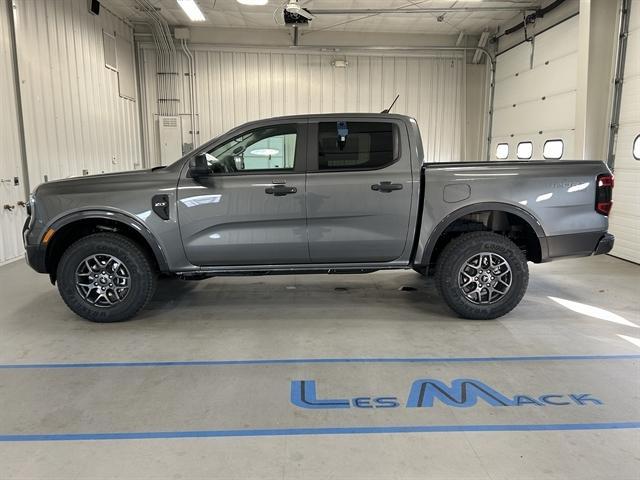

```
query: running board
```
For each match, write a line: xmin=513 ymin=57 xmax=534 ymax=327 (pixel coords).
xmin=175 ymin=262 xmax=410 ymax=278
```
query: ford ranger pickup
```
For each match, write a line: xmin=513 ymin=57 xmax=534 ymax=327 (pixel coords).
xmin=22 ymin=114 xmax=615 ymax=322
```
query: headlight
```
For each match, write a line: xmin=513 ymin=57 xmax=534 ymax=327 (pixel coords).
xmin=26 ymin=193 xmax=35 ymax=216
xmin=26 ymin=193 xmax=37 ymax=226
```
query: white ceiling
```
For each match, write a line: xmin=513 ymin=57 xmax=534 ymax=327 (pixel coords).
xmin=103 ymin=0 xmax=542 ymax=35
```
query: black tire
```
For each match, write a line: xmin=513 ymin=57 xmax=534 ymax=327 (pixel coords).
xmin=57 ymin=233 xmax=157 ymax=322
xmin=435 ymin=232 xmax=528 ymax=320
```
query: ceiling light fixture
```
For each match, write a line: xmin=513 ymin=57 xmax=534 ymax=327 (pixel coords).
xmin=237 ymin=0 xmax=269 ymax=5
xmin=177 ymin=0 xmax=206 ymax=22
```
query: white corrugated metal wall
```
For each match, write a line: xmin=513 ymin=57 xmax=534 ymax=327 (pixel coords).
xmin=491 ymin=16 xmax=579 ymax=160
xmin=139 ymin=46 xmax=465 ymax=166
xmin=0 ymin=1 xmax=27 ymax=264
xmin=13 ymin=0 xmax=142 ymax=186
xmin=609 ymin=0 xmax=640 ymax=263
xmin=0 ymin=0 xmax=143 ymax=264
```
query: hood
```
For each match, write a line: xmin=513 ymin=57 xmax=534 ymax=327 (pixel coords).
xmin=33 ymin=167 xmax=170 ymax=196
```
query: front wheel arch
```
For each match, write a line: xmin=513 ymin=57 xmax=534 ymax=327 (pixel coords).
xmin=45 ymin=214 xmax=168 ymax=283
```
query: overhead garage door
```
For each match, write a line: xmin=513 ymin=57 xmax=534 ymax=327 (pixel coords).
xmin=491 ymin=15 xmax=579 ymax=161
xmin=609 ymin=0 xmax=640 ymax=264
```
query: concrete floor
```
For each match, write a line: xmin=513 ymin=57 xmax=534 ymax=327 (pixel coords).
xmin=0 ymin=254 xmax=638 ymax=479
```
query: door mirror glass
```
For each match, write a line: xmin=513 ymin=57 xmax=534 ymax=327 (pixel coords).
xmin=189 ymin=154 xmax=211 ymax=177
xmin=234 ymin=155 xmax=245 ymax=170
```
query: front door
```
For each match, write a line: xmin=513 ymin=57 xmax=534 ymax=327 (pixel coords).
xmin=306 ymin=118 xmax=414 ymax=263
xmin=178 ymin=121 xmax=309 ymax=266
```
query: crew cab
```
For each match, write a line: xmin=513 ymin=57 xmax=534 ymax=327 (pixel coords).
xmin=23 ymin=114 xmax=615 ymax=322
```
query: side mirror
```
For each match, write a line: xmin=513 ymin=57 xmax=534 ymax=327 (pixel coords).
xmin=189 ymin=154 xmax=211 ymax=178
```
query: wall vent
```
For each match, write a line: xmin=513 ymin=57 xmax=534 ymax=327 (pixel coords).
xmin=161 ymin=117 xmax=178 ymax=128
xmin=159 ymin=116 xmax=182 ymax=164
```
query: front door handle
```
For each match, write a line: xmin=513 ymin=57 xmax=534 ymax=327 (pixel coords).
xmin=265 ymin=185 xmax=298 ymax=196
xmin=371 ymin=181 xmax=403 ymax=193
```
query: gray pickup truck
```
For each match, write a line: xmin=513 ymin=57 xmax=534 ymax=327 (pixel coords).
xmin=23 ymin=113 xmax=614 ymax=322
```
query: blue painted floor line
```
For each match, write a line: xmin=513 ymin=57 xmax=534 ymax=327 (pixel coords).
xmin=0 ymin=354 xmax=639 ymax=369
xmin=1 ymin=422 xmax=639 ymax=442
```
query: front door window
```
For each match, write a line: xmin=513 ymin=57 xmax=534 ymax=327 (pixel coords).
xmin=206 ymin=124 xmax=298 ymax=174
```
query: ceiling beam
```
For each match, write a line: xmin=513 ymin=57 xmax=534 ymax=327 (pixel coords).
xmin=307 ymin=6 xmax=539 ymax=15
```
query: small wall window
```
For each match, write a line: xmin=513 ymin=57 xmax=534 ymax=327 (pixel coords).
xmin=543 ymin=139 xmax=564 ymax=159
xmin=517 ymin=141 xmax=533 ymax=159
xmin=495 ymin=143 xmax=509 ymax=159
xmin=634 ymin=134 xmax=640 ymax=160
xmin=103 ymin=31 xmax=117 ymax=71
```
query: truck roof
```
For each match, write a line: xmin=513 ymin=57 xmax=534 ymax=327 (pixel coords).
xmin=236 ymin=112 xmax=416 ymax=123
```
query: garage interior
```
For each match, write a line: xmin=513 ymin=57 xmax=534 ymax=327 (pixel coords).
xmin=0 ymin=0 xmax=639 ymax=479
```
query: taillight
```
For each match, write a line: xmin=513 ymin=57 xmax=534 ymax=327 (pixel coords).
xmin=595 ymin=174 xmax=614 ymax=215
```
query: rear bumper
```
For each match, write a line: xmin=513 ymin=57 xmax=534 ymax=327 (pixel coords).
xmin=594 ymin=232 xmax=615 ymax=256
xmin=545 ymin=231 xmax=614 ymax=261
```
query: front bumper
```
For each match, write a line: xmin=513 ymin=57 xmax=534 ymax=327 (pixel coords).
xmin=23 ymin=215 xmax=48 ymax=273
xmin=24 ymin=244 xmax=47 ymax=273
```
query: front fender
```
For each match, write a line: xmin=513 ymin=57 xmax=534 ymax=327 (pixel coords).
xmin=46 ymin=209 xmax=170 ymax=272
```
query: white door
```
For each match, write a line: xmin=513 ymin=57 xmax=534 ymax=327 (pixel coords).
xmin=609 ymin=0 xmax=640 ymax=264
xmin=0 ymin=5 xmax=27 ymax=265
xmin=491 ymin=16 xmax=579 ymax=161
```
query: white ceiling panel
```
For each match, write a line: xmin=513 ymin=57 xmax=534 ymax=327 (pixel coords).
xmin=102 ymin=0 xmax=542 ymax=35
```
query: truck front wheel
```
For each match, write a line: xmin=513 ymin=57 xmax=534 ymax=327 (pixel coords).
xmin=56 ymin=233 xmax=157 ymax=322
xmin=435 ymin=232 xmax=528 ymax=320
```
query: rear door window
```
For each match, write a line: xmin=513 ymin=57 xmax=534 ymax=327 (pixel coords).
xmin=317 ymin=121 xmax=397 ymax=170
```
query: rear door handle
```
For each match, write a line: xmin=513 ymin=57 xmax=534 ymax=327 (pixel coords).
xmin=265 ymin=185 xmax=297 ymax=196
xmin=371 ymin=181 xmax=403 ymax=193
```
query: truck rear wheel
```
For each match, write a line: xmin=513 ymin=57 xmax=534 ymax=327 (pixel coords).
xmin=57 ymin=233 xmax=157 ymax=322
xmin=435 ymin=232 xmax=528 ymax=320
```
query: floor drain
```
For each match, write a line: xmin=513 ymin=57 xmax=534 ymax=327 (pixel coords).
xmin=399 ymin=286 xmax=417 ymax=292
xmin=334 ymin=287 xmax=348 ymax=291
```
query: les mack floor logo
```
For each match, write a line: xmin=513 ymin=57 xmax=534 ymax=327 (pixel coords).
xmin=290 ymin=379 xmax=603 ymax=409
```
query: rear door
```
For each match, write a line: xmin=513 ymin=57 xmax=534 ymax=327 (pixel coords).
xmin=177 ymin=121 xmax=309 ymax=266
xmin=306 ymin=117 xmax=414 ymax=263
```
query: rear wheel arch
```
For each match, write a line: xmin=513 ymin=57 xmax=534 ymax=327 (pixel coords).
xmin=44 ymin=212 xmax=169 ymax=282
xmin=420 ymin=203 xmax=547 ymax=272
